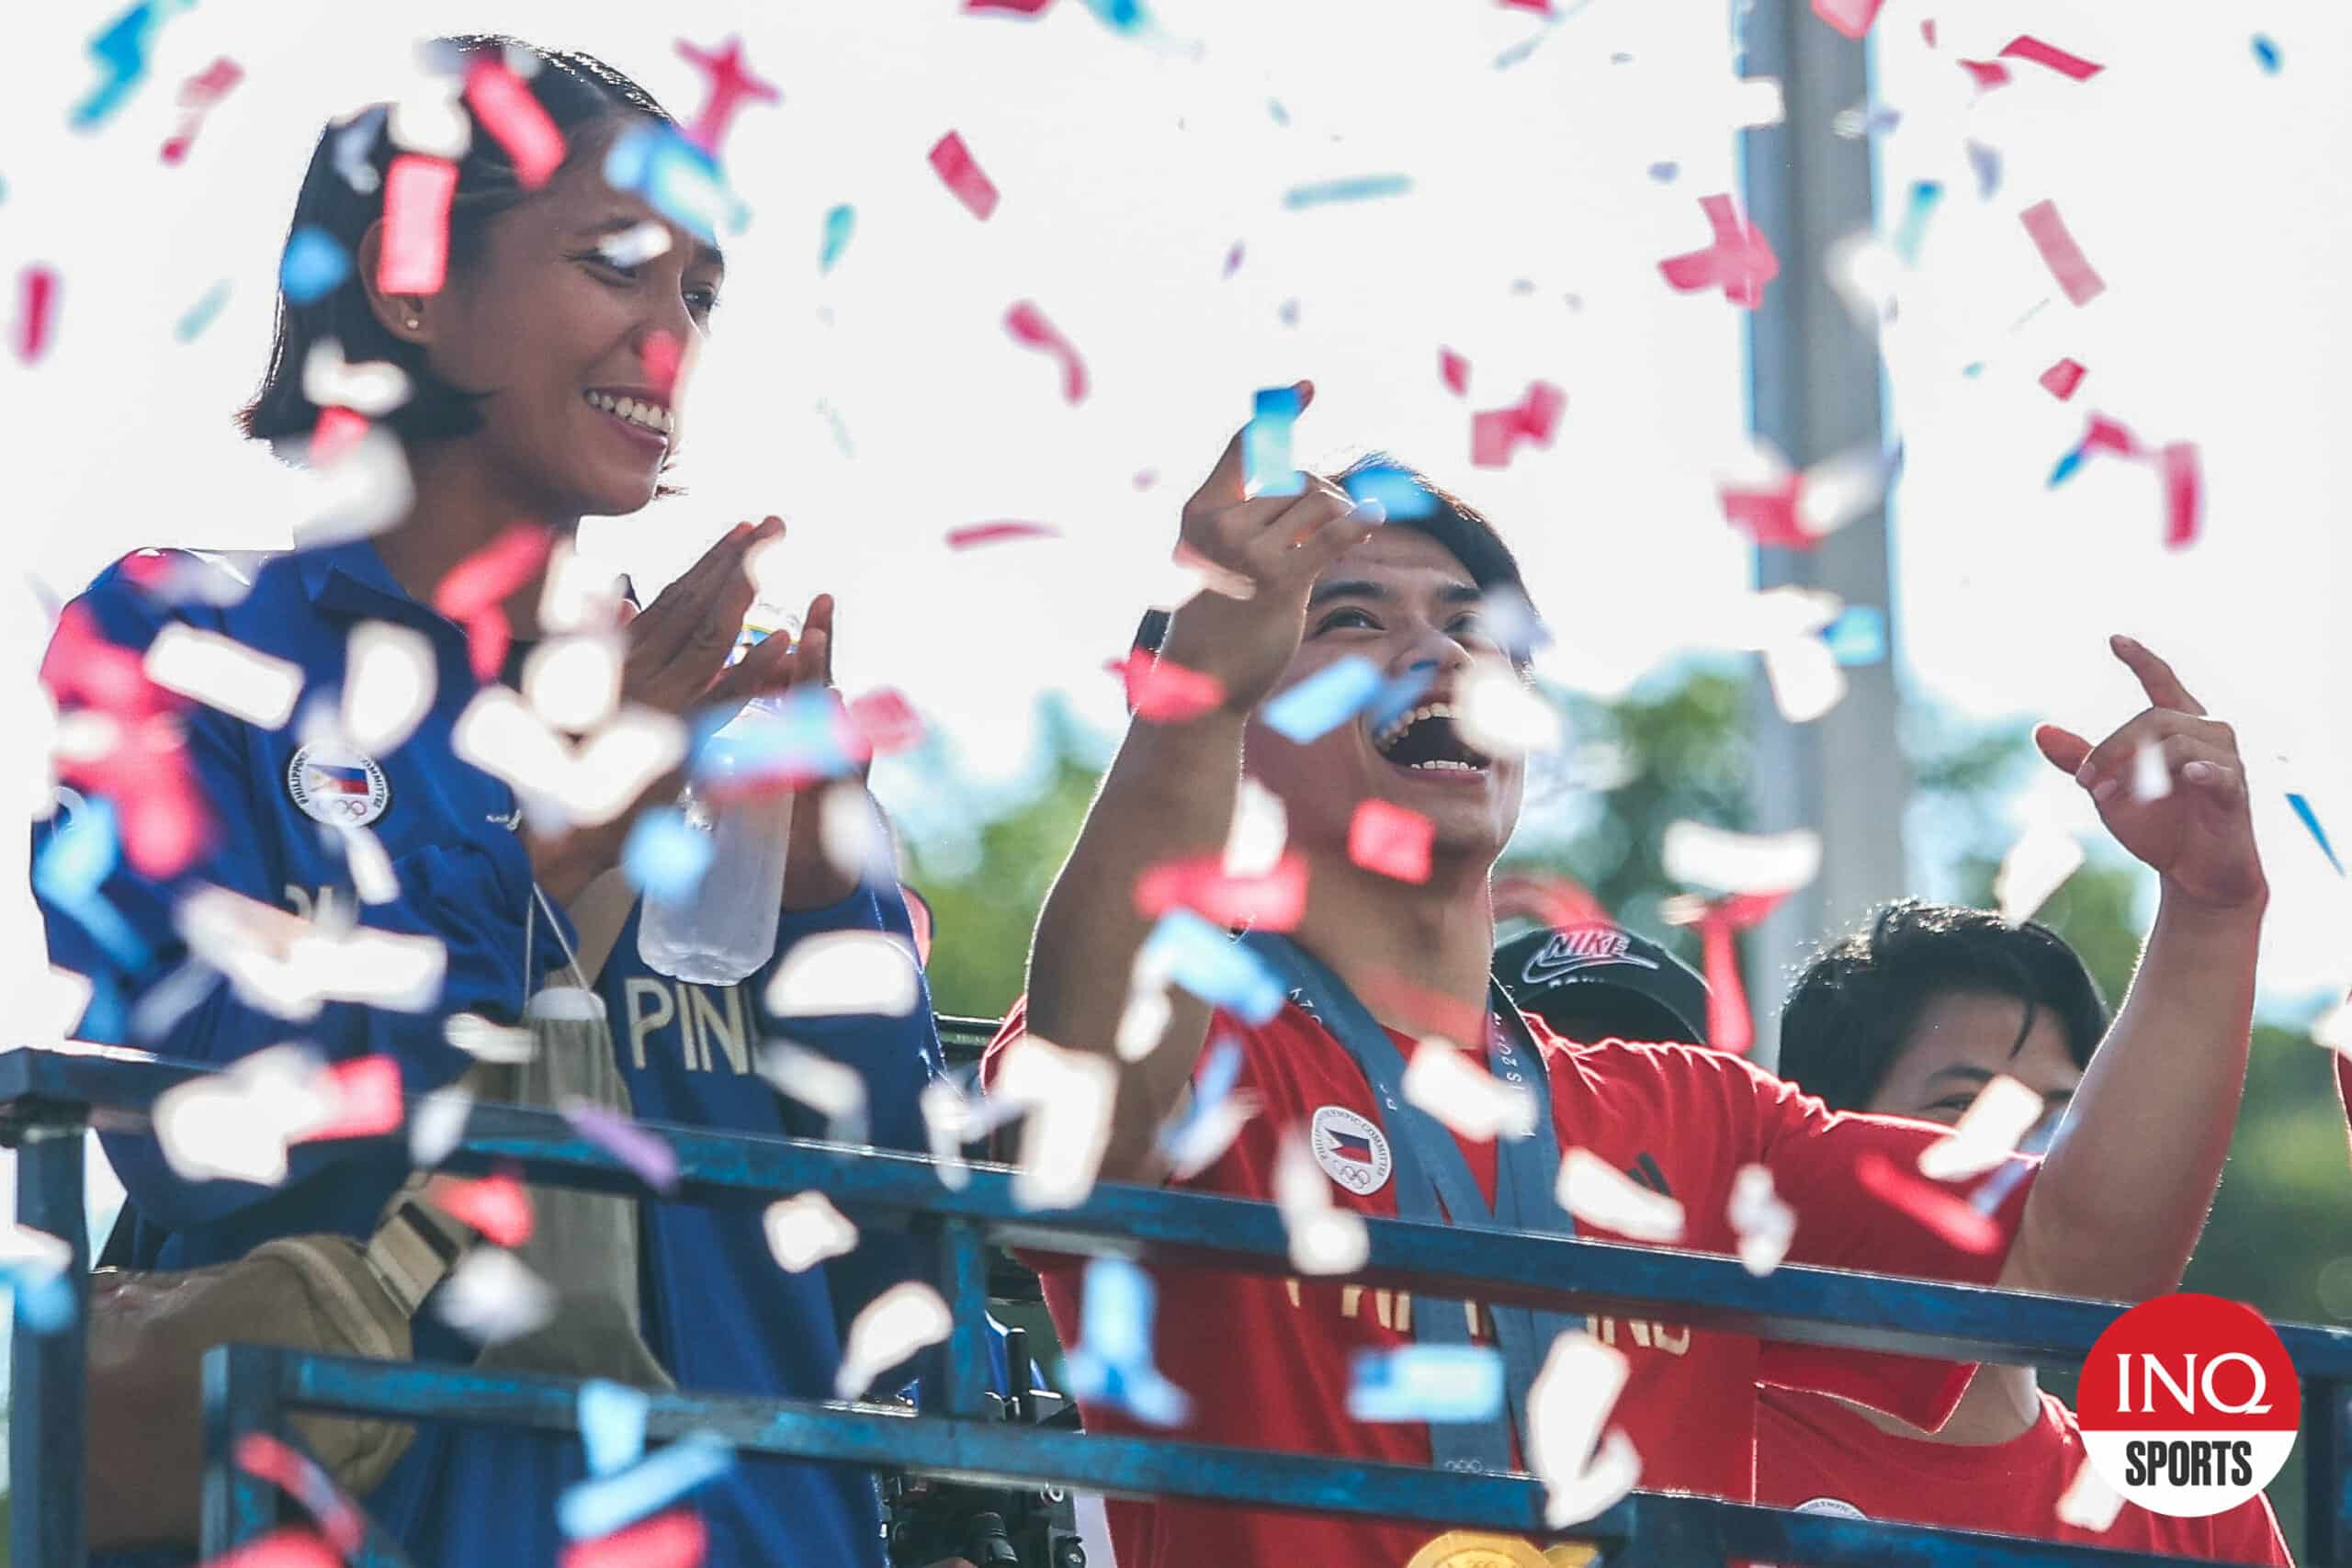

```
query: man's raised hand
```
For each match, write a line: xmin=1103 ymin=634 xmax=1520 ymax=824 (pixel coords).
xmin=2033 ymin=635 xmax=2267 ymax=916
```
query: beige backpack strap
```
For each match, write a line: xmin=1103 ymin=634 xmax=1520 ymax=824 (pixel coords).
xmin=364 ymin=1190 xmax=472 ymax=1315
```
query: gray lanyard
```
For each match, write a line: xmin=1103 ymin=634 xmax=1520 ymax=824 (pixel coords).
xmin=1238 ymin=932 xmax=1583 ymax=1473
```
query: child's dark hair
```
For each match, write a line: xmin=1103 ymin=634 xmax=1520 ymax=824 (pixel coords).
xmin=1777 ymin=899 xmax=2111 ymax=1112
xmin=1130 ymin=452 xmax=1539 ymax=670
xmin=239 ymin=37 xmax=674 ymax=453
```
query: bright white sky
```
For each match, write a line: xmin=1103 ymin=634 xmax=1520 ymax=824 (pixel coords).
xmin=3 ymin=0 xmax=2348 ymax=1090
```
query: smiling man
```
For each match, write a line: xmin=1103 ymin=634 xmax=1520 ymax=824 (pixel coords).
xmin=985 ymin=387 xmax=2269 ymax=1568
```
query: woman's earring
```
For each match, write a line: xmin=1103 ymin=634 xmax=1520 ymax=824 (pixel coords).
xmin=403 ymin=314 xmax=422 ymax=331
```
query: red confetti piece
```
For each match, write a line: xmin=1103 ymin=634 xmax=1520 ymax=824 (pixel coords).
xmin=1136 ymin=852 xmax=1309 ymax=931
xmin=1490 ymin=874 xmax=1611 ymax=933
xmin=560 ymin=1511 xmax=707 ymax=1568
xmin=1221 ymin=242 xmax=1245 ymax=278
xmin=2018 ymin=199 xmax=2106 ymax=307
xmin=39 ymin=603 xmax=212 ymax=877
xmin=928 ymin=131 xmax=1000 ymax=220
xmin=1349 ymin=799 xmax=1434 ymax=884
xmin=432 ymin=1169 xmax=534 ymax=1247
xmin=160 ymin=57 xmax=243 ymax=164
xmin=674 ymin=36 xmax=780 ymax=158
xmin=234 ymin=1432 xmax=365 ymax=1555
xmin=199 ymin=1527 xmax=341 ymax=1568
xmin=1106 ymin=649 xmax=1227 ymax=722
xmin=1470 ymin=380 xmax=1567 ymax=469
xmin=1921 ymin=18 xmax=1938 ymax=47
xmin=846 ymin=688 xmax=924 ymax=754
xmin=300 ymin=1055 xmax=405 ymax=1142
xmin=1439 ymin=347 xmax=1470 ymax=397
xmin=1999 ymin=34 xmax=2104 ymax=81
xmin=1957 ymin=58 xmax=2012 ymax=89
xmin=945 ymin=521 xmax=1062 ymax=551
xmin=2160 ymin=441 xmax=2201 ymax=550
xmin=1663 ymin=891 xmax=1784 ymax=1055
xmin=1810 ymin=0 xmax=1886 ymax=39
xmin=2038 ymin=357 xmax=2086 ymax=400
xmin=311 ymin=406 xmax=370 ymax=465
xmin=642 ymin=331 xmax=684 ymax=399
xmin=16 ymin=265 xmax=58 ymax=363
xmin=967 ymin=0 xmax=1057 ymax=11
xmin=433 ymin=523 xmax=553 ymax=681
xmin=1658 ymin=193 xmax=1781 ymax=309
xmin=465 ymin=59 xmax=567 ymax=187
xmin=2083 ymin=412 xmax=2143 ymax=458
xmin=1004 ymin=301 xmax=1089 ymax=403
xmin=378 ymin=155 xmax=460 ymax=296
xmin=1853 ymin=1151 xmax=2003 ymax=1254
xmin=1717 ymin=471 xmax=1809 ymax=550
xmin=1133 ymin=469 xmax=1159 ymax=490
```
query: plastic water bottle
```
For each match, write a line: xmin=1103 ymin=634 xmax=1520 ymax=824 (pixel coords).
xmin=636 ymin=602 xmax=799 ymax=986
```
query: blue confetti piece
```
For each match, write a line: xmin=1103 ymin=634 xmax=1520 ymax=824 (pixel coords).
xmin=1243 ymin=385 xmax=1304 ymax=498
xmin=1283 ymin=174 xmax=1413 ymax=209
xmin=1819 ymin=605 xmax=1887 ymax=667
xmin=819 ymin=204 xmax=855 ymax=273
xmin=1365 ymin=663 xmax=1439 ymax=736
xmin=2253 ymin=34 xmax=2281 ymax=73
xmin=279 ymin=227 xmax=351 ymax=306
xmin=707 ymin=686 xmax=861 ymax=784
xmin=34 ymin=800 xmax=147 ymax=970
xmin=2288 ymin=793 xmax=2344 ymax=875
xmin=1139 ymin=909 xmax=1286 ymax=1023
xmin=604 ymin=124 xmax=750 ymax=247
xmin=1894 ymin=180 xmax=1942 ymax=266
xmin=1262 ymin=656 xmax=1384 ymax=744
xmin=2048 ymin=444 xmax=2087 ymax=487
xmin=1080 ymin=0 xmax=1147 ymax=32
xmin=578 ymin=1380 xmax=651 ymax=1478
xmin=1159 ymin=1036 xmax=1243 ymax=1165
xmin=1341 ymin=464 xmax=1437 ymax=520
xmin=1268 ymin=100 xmax=1291 ymax=126
xmin=557 ymin=1432 xmax=733 ymax=1540
xmin=622 ymin=808 xmax=713 ymax=900
xmin=8 ymin=1270 xmax=76 ymax=1336
xmin=1062 ymin=1258 xmax=1192 ymax=1426
xmin=70 ymin=0 xmax=173 ymax=130
xmin=174 ymin=279 xmax=231 ymax=343
xmin=1349 ymin=1346 xmax=1505 ymax=1423
xmin=1965 ymin=140 xmax=2002 ymax=200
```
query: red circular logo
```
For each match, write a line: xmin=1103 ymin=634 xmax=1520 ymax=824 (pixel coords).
xmin=2077 ymin=1293 xmax=2300 ymax=1517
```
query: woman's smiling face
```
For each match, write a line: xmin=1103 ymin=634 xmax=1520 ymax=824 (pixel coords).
xmin=375 ymin=124 xmax=725 ymax=521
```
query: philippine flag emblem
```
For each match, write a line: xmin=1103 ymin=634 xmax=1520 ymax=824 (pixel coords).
xmin=1310 ymin=1104 xmax=1393 ymax=1196
xmin=286 ymin=742 xmax=391 ymax=827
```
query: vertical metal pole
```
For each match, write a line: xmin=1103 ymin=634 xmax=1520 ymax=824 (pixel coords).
xmin=2307 ymin=1380 xmax=2352 ymax=1568
xmin=936 ymin=1219 xmax=992 ymax=1419
xmin=10 ymin=1118 xmax=90 ymax=1568
xmin=1736 ymin=0 xmax=1909 ymax=1067
xmin=202 ymin=1343 xmax=288 ymax=1552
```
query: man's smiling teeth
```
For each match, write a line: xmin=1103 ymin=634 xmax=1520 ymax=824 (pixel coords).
xmin=583 ymin=389 xmax=673 ymax=434
xmin=1374 ymin=701 xmax=1459 ymax=753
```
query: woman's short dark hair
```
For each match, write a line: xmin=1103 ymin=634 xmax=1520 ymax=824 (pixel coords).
xmin=1130 ymin=453 xmax=1540 ymax=670
xmin=1777 ymin=898 xmax=2111 ymax=1112
xmin=239 ymin=37 xmax=675 ymax=453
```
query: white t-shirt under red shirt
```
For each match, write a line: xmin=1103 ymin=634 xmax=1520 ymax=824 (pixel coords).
xmin=983 ymin=997 xmax=2037 ymax=1568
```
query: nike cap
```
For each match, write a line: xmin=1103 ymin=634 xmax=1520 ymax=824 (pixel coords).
xmin=1494 ymin=923 xmax=1711 ymax=1047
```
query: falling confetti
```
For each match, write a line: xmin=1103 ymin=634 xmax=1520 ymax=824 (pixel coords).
xmin=2018 ymin=200 xmax=2106 ymax=307
xmin=1995 ymin=823 xmax=2084 ymax=922
xmin=465 ymin=58 xmax=566 ymax=186
xmin=1658 ymin=194 xmax=1779 ymax=308
xmin=993 ymin=1035 xmax=1121 ymax=1208
xmin=559 ymin=1432 xmax=735 ymax=1540
xmin=1159 ymin=1037 xmax=1259 ymax=1178
xmin=300 ymin=1055 xmax=406 ymax=1142
xmin=836 ymin=1282 xmax=955 ymax=1398
xmin=2253 ymin=35 xmax=2281 ymax=73
xmin=304 ymin=339 xmax=413 ymax=417
xmin=2288 ymin=793 xmax=2344 ymax=874
xmin=757 ymin=1041 xmax=871 ymax=1139
xmin=1348 ymin=1345 xmax=1505 ymax=1423
xmin=1726 ymin=1164 xmax=1795 ymax=1275
xmin=764 ymin=931 xmax=922 ymax=1017
xmin=433 ymin=523 xmax=552 ymax=680
xmin=1243 ymin=384 xmax=1305 ymax=497
xmin=673 ymin=36 xmax=780 ymax=157
xmin=1262 ymin=657 xmax=1383 ymax=743
xmin=2056 ymin=1454 xmax=2127 ymax=1531
xmin=1136 ymin=908 xmax=1286 ymax=1022
xmin=1438 ymin=347 xmax=1470 ymax=396
xmin=1400 ymin=1038 xmax=1536 ymax=1142
xmin=819 ymin=204 xmax=854 ymax=271
xmin=1820 ymin=604 xmax=1886 ymax=666
xmin=1470 ymin=380 xmax=1567 ymax=468
xmin=2040 ymin=357 xmax=2087 ymax=400
xmin=1526 ymin=1332 xmax=1642 ymax=1528
xmin=378 ymin=155 xmax=460 ymax=296
xmin=15 ymin=265 xmax=59 ymax=362
xmin=2160 ymin=441 xmax=2201 ymax=549
xmin=1994 ymin=35 xmax=2105 ymax=82
xmin=174 ymin=279 xmax=233 ymax=342
xmin=410 ymin=1084 xmax=474 ymax=1166
xmin=1853 ymin=1151 xmax=2002 ymax=1253
xmin=1557 ymin=1148 xmax=1686 ymax=1241
xmin=198 ymin=1528 xmax=342 ymax=1568
xmin=1893 ymin=180 xmax=1942 ymax=265
xmin=1004 ymin=301 xmax=1090 ymax=403
xmin=944 ymin=520 xmax=1063 ymax=553
xmin=341 ymin=621 xmax=435 ymax=754
xmin=437 ymin=1247 xmax=557 ymax=1344
xmin=604 ymin=123 xmax=749 ymax=244
xmin=1274 ymin=1129 xmax=1371 ymax=1274
xmin=562 ymin=1101 xmax=682 ymax=1194
xmin=431 ymin=1169 xmax=534 ymax=1247
xmin=141 ymin=626 xmax=303 ymax=728
xmin=928 ymin=130 xmax=1001 ymax=220
xmin=1349 ymin=799 xmax=1435 ymax=884
xmin=579 ymin=1381 xmax=651 ymax=1480
xmin=1662 ymin=821 xmax=1822 ymax=896
xmin=1918 ymin=1076 xmax=2044 ymax=1179
xmin=597 ymin=221 xmax=672 ymax=269
xmin=560 ymin=1512 xmax=707 ymax=1568
xmin=1062 ymin=1257 xmax=1193 ymax=1425
xmin=522 ymin=635 xmax=623 ymax=732
xmin=159 ymin=57 xmax=243 ymax=164
xmin=1108 ymin=649 xmax=1227 ymax=722
xmin=2128 ymin=738 xmax=2173 ymax=803
xmin=1282 ymin=174 xmax=1413 ymax=209
xmin=1134 ymin=852 xmax=1308 ymax=931
xmin=763 ymin=1191 xmax=860 ymax=1271
xmin=1220 ymin=241 xmax=1245 ymax=277
xmin=1809 ymin=0 xmax=1886 ymax=40
xmin=1342 ymin=464 xmax=1440 ymax=521
xmin=72 ymin=0 xmax=180 ymax=130
xmin=232 ymin=1432 xmax=365 ymax=1554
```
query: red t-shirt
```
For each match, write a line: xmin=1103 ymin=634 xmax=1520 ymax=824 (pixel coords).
xmin=983 ymin=998 xmax=2037 ymax=1568
xmin=1758 ymin=1386 xmax=2292 ymax=1562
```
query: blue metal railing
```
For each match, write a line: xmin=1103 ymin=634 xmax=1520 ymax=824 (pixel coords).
xmin=7 ymin=1037 xmax=2348 ymax=1568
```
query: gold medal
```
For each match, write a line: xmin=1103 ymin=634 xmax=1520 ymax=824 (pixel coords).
xmin=1403 ymin=1531 xmax=1554 ymax=1568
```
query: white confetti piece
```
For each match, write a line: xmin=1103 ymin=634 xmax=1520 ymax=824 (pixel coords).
xmin=538 ymin=543 xmax=628 ymax=636
xmin=1223 ymin=777 xmax=1289 ymax=879
xmin=1401 ymin=1038 xmax=1538 ymax=1143
xmin=302 ymin=338 xmax=412 ymax=418
xmin=522 ymin=635 xmax=623 ymax=733
xmin=1995 ymin=825 xmax=2084 ymax=924
xmin=2055 ymin=1453 xmax=2125 ymax=1531
xmin=596 ymin=220 xmax=673 ymax=268
xmin=388 ymin=90 xmax=470 ymax=159
xmin=142 ymin=626 xmax=303 ymax=729
xmin=1556 ymin=1148 xmax=1685 ymax=1242
xmin=1661 ymin=822 xmax=1823 ymax=897
xmin=1161 ymin=1089 xmax=1259 ymax=1181
xmin=2132 ymin=738 xmax=2172 ymax=802
xmin=756 ymin=1041 xmax=870 ymax=1141
xmin=526 ymin=987 xmax=607 ymax=1023
xmin=921 ymin=1078 xmax=977 ymax=1190
xmin=1526 ymin=1330 xmax=1641 ymax=1529
xmin=175 ymin=886 xmax=447 ymax=1019
xmin=1454 ymin=661 xmax=1564 ymax=761
xmin=0 ymin=1226 xmax=73 ymax=1280
xmin=1274 ymin=1130 xmax=1370 ymax=1275
xmin=299 ymin=427 xmax=415 ymax=547
xmin=834 ymin=1281 xmax=953 ymax=1399
xmin=2313 ymin=998 xmax=2352 ymax=1056
xmin=1917 ymin=1075 xmax=2044 ymax=1180
xmin=763 ymin=931 xmax=922 ymax=1018
xmin=743 ymin=537 xmax=793 ymax=604
xmin=1729 ymin=75 xmax=1785 ymax=128
xmin=333 ymin=824 xmax=400 ymax=905
xmin=31 ymin=964 xmax=94 ymax=1043
xmin=153 ymin=1043 xmax=336 ymax=1185
xmin=51 ymin=711 xmax=119 ymax=768
xmin=437 ymin=1248 xmax=556 ymax=1345
xmin=452 ymin=689 xmax=684 ymax=829
xmin=1115 ymin=982 xmax=1174 ymax=1062
xmin=578 ymin=1381 xmax=650 ymax=1478
xmin=994 ymin=1037 xmax=1118 ymax=1210
xmin=444 ymin=1012 xmax=537 ymax=1064
xmin=817 ymin=784 xmax=895 ymax=887
xmin=409 ymin=1083 xmax=475 ymax=1166
xmin=342 ymin=622 xmax=435 ymax=756
xmin=1726 ymin=1164 xmax=1795 ymax=1276
xmin=1761 ymin=637 xmax=1848 ymax=723
xmin=763 ymin=1191 xmax=860 ymax=1271
xmin=1794 ymin=447 xmax=1890 ymax=539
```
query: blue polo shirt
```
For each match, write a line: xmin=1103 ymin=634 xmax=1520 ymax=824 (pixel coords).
xmin=37 ymin=541 xmax=949 ymax=1567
